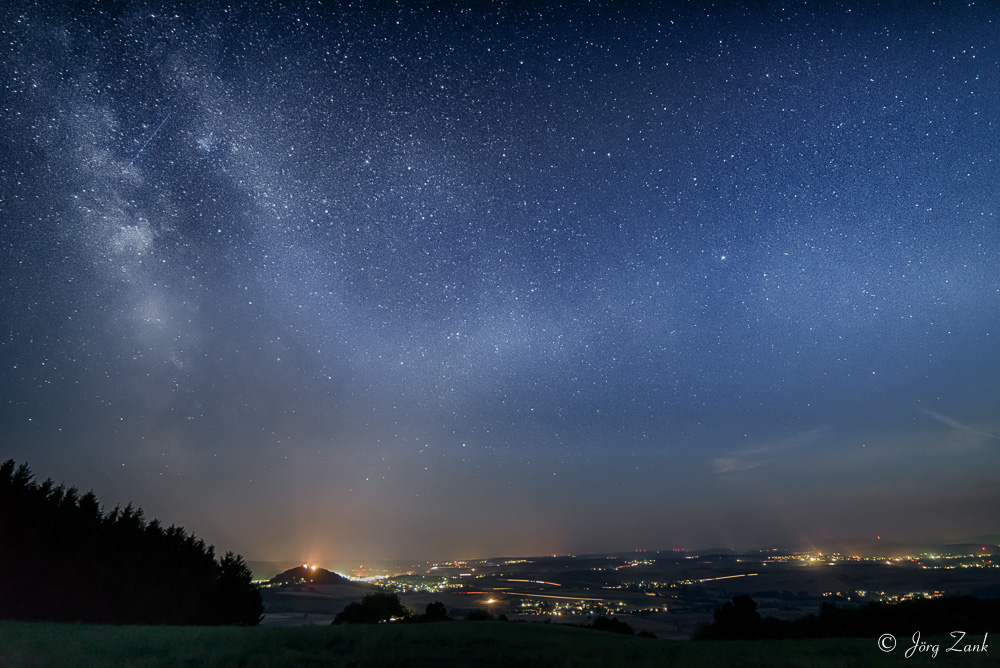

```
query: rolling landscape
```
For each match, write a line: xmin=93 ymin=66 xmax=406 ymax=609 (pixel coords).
xmin=3 ymin=458 xmax=997 ymax=664
xmin=254 ymin=544 xmax=1000 ymax=637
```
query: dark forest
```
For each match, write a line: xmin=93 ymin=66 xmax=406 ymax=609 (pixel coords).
xmin=0 ymin=460 xmax=262 ymax=625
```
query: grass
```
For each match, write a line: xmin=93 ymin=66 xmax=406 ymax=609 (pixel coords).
xmin=0 ymin=620 xmax=991 ymax=667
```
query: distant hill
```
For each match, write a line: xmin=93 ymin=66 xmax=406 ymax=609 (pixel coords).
xmin=248 ymin=561 xmax=315 ymax=581
xmin=269 ymin=565 xmax=350 ymax=586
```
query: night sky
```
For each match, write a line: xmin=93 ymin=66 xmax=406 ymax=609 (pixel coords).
xmin=3 ymin=1 xmax=999 ymax=563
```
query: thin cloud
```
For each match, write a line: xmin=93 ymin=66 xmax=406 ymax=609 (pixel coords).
xmin=713 ymin=428 xmax=826 ymax=474
xmin=712 ymin=457 xmax=760 ymax=474
xmin=920 ymin=410 xmax=1000 ymax=441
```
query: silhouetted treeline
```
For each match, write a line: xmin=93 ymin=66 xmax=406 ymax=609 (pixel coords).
xmin=695 ymin=595 xmax=1000 ymax=640
xmin=0 ymin=460 xmax=262 ymax=625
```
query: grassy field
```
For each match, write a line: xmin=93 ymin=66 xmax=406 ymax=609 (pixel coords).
xmin=0 ymin=620 xmax=989 ymax=667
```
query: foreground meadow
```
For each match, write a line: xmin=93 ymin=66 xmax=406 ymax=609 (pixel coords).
xmin=0 ymin=620 xmax=989 ymax=667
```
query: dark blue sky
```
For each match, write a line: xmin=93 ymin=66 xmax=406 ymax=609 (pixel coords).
xmin=2 ymin=1 xmax=999 ymax=562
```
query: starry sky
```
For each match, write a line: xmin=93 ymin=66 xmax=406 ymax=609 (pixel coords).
xmin=3 ymin=1 xmax=999 ymax=563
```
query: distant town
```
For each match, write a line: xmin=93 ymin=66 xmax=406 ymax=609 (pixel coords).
xmin=255 ymin=542 xmax=999 ymax=637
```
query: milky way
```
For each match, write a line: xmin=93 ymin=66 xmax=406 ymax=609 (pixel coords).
xmin=2 ymin=2 xmax=999 ymax=561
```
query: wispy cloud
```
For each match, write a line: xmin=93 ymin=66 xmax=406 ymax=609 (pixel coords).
xmin=712 ymin=457 xmax=760 ymax=473
xmin=713 ymin=428 xmax=826 ymax=474
xmin=920 ymin=410 xmax=1000 ymax=442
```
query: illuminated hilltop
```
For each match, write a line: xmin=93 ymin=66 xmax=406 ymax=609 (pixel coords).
xmin=269 ymin=565 xmax=350 ymax=586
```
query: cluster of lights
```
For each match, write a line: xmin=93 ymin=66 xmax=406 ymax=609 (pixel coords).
xmin=517 ymin=598 xmax=630 ymax=617
xmin=377 ymin=576 xmax=463 ymax=594
xmin=818 ymin=589 xmax=948 ymax=603
xmin=821 ymin=590 xmax=885 ymax=600
xmin=591 ymin=559 xmax=656 ymax=572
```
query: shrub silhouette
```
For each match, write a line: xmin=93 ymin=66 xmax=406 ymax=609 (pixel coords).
xmin=333 ymin=593 xmax=410 ymax=624
xmin=0 ymin=460 xmax=262 ymax=625
xmin=423 ymin=601 xmax=450 ymax=621
xmin=714 ymin=594 xmax=761 ymax=624
xmin=591 ymin=616 xmax=635 ymax=635
xmin=410 ymin=601 xmax=451 ymax=623
xmin=408 ymin=600 xmax=452 ymax=623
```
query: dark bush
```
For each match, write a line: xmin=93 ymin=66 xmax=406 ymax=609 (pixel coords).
xmin=409 ymin=600 xmax=451 ymax=623
xmin=591 ymin=616 xmax=635 ymax=635
xmin=424 ymin=601 xmax=449 ymax=621
xmin=334 ymin=593 xmax=410 ymax=624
